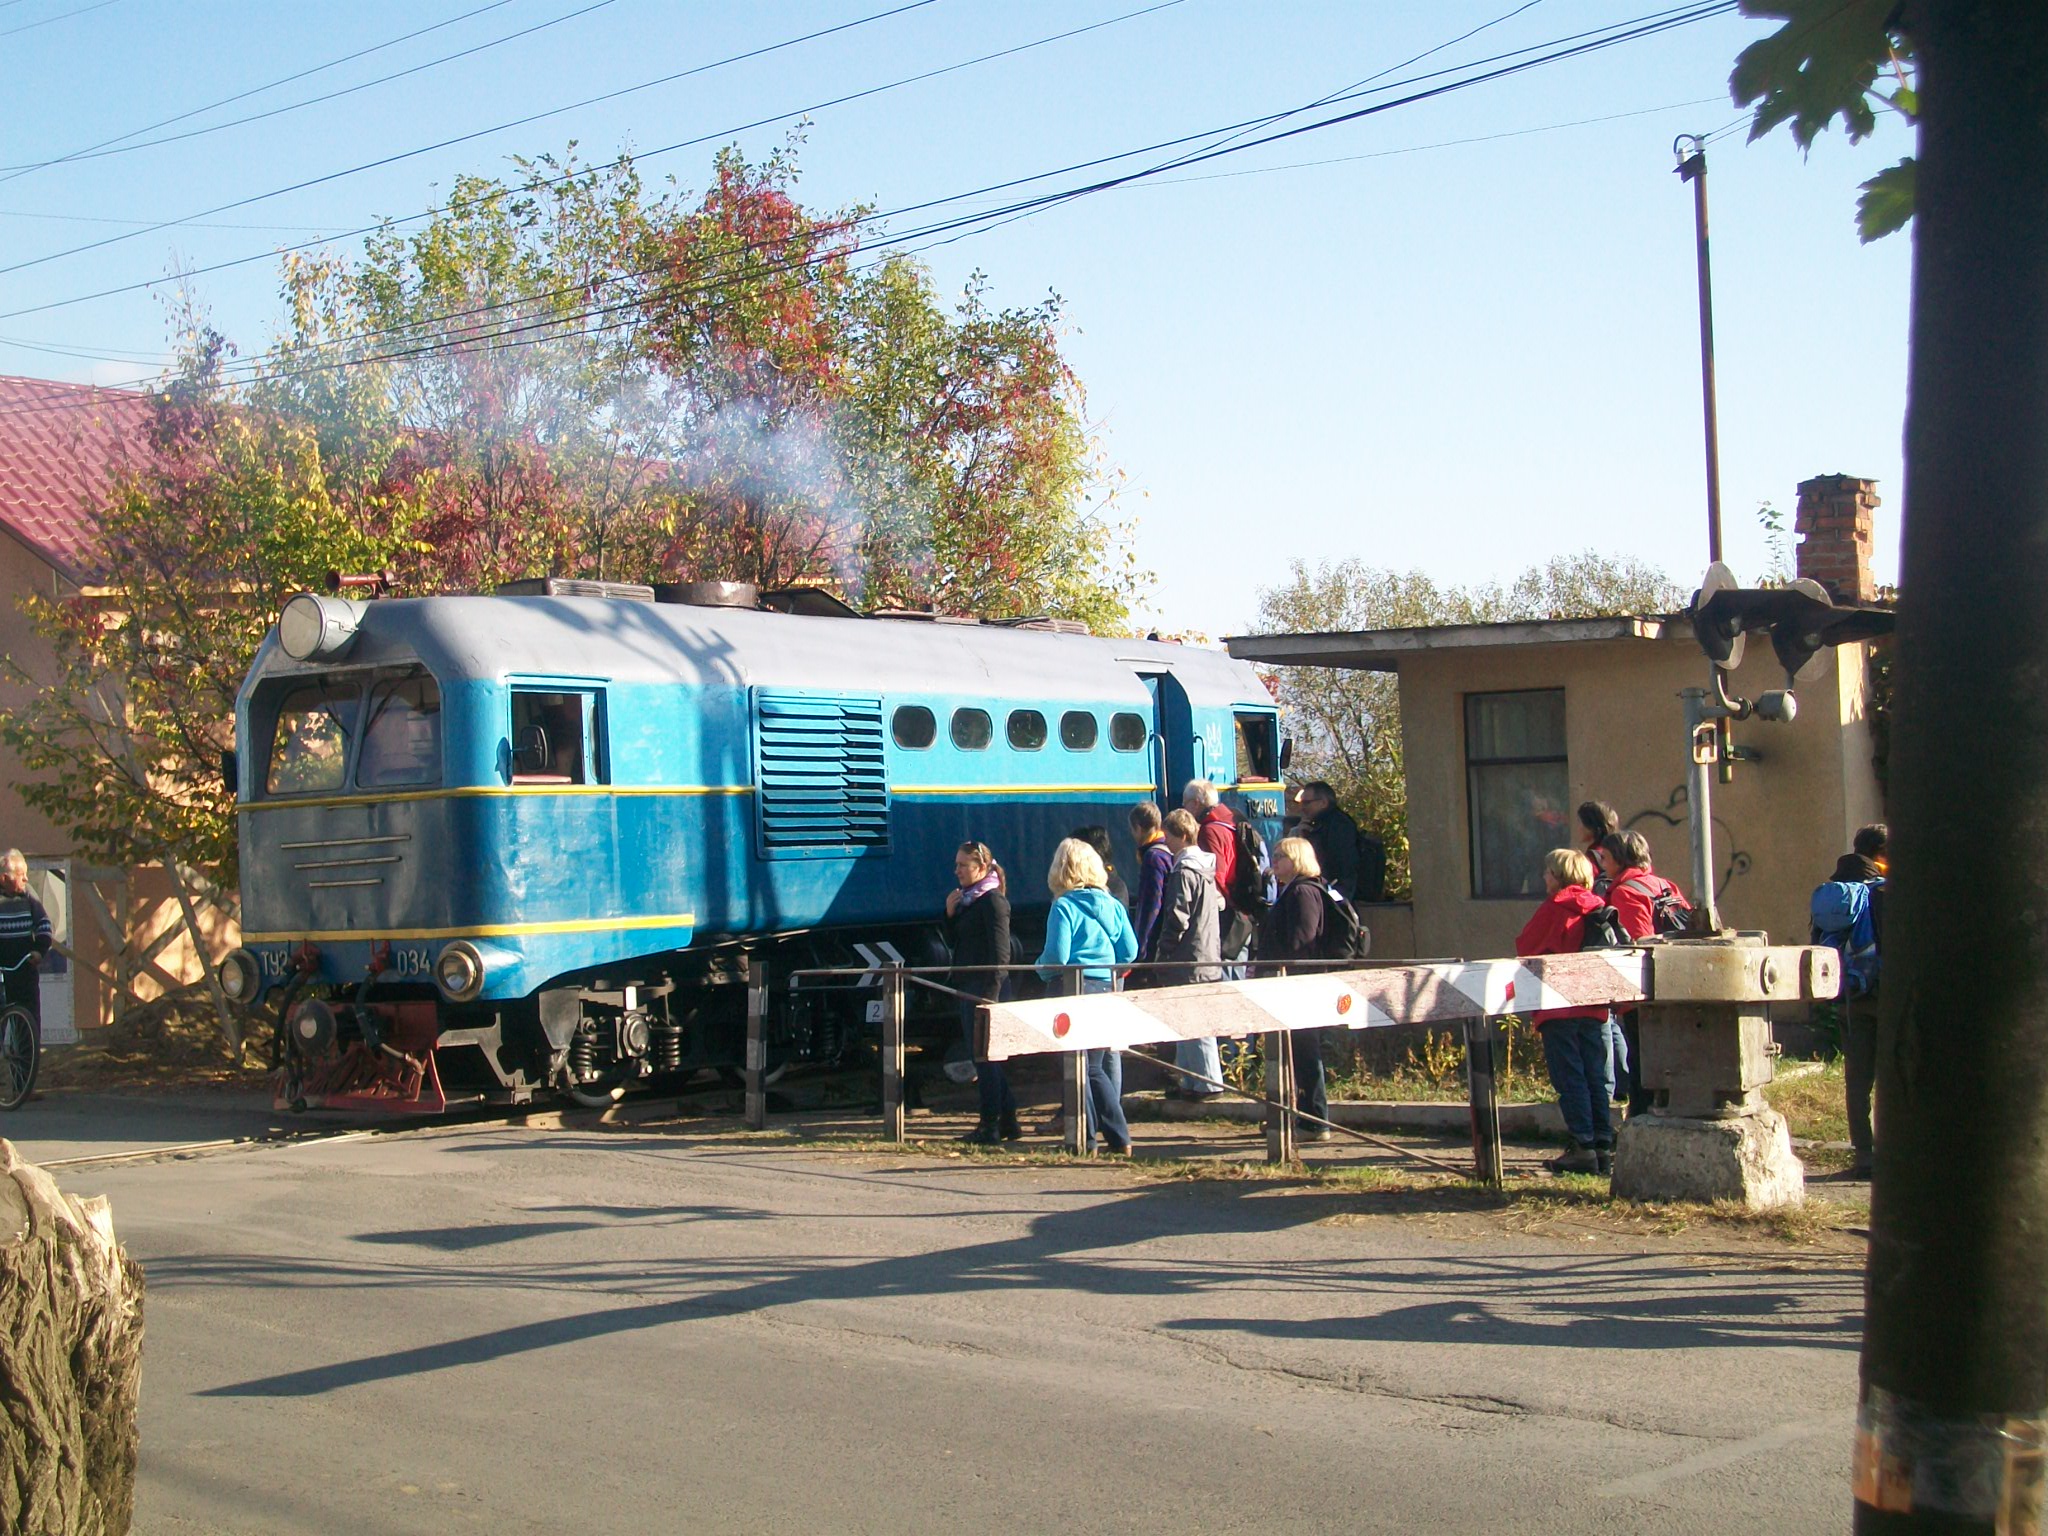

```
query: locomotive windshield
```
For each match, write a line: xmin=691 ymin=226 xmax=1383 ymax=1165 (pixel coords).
xmin=357 ymin=675 xmax=443 ymax=788
xmin=267 ymin=680 xmax=361 ymax=795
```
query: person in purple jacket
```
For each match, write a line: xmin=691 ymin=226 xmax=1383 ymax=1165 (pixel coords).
xmin=1128 ymin=802 xmax=1174 ymax=962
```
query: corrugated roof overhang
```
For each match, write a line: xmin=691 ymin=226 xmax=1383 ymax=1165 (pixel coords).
xmin=1225 ymin=615 xmax=1670 ymax=672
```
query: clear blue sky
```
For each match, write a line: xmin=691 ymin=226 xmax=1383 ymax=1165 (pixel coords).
xmin=0 ymin=0 xmax=1913 ymax=634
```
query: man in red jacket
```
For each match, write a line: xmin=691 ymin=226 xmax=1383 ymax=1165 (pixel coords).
xmin=1516 ymin=847 xmax=1615 ymax=1175
xmin=1185 ymin=778 xmax=1253 ymax=966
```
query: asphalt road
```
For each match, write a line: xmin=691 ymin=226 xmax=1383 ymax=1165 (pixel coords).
xmin=26 ymin=1100 xmax=1862 ymax=1535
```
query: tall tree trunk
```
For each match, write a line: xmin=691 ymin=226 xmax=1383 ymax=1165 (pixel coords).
xmin=1857 ymin=4 xmax=2048 ymax=1530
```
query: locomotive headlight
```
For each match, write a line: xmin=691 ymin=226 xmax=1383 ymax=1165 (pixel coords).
xmin=218 ymin=948 xmax=260 ymax=1003
xmin=433 ymin=941 xmax=485 ymax=1002
xmin=278 ymin=592 xmax=365 ymax=662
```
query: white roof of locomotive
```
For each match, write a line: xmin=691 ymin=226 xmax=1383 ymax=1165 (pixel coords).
xmin=247 ymin=596 xmax=1271 ymax=711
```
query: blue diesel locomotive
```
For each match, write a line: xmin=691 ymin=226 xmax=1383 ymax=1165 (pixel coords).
xmin=218 ymin=580 xmax=1284 ymax=1112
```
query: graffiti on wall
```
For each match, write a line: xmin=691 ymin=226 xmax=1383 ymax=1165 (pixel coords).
xmin=1625 ymin=784 xmax=1752 ymax=901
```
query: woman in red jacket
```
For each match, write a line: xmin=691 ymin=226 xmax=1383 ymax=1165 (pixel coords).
xmin=1516 ymin=847 xmax=1615 ymax=1175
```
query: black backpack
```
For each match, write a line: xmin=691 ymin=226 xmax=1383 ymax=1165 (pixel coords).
xmin=1229 ymin=813 xmax=1273 ymax=919
xmin=1580 ymin=904 xmax=1632 ymax=950
xmin=1616 ymin=874 xmax=1693 ymax=936
xmin=1315 ymin=882 xmax=1372 ymax=962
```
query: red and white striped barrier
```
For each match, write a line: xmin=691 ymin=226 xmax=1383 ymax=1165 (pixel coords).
xmin=981 ymin=953 xmax=1650 ymax=1061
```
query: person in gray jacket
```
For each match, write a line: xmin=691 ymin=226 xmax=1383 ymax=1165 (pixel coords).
xmin=1156 ymin=809 xmax=1225 ymax=1100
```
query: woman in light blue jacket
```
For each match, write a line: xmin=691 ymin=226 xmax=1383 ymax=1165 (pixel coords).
xmin=1036 ymin=837 xmax=1140 ymax=1154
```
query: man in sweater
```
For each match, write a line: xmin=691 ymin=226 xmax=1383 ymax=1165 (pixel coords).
xmin=0 ymin=851 xmax=53 ymax=1043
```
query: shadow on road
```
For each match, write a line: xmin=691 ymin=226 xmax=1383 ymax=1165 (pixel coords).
xmin=153 ymin=1131 xmax=1862 ymax=1399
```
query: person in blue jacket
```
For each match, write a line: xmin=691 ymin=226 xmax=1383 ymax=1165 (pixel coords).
xmin=1037 ymin=836 xmax=1140 ymax=1154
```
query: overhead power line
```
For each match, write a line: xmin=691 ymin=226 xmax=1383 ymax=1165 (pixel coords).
xmin=0 ymin=0 xmax=519 ymax=185
xmin=0 ymin=0 xmax=1183 ymax=314
xmin=0 ymin=0 xmax=122 ymax=39
xmin=0 ymin=0 xmax=1741 ymax=417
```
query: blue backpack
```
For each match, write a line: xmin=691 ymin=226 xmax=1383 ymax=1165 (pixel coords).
xmin=1811 ymin=878 xmax=1882 ymax=997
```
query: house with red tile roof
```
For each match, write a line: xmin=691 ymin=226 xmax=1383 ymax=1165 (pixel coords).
xmin=0 ymin=374 xmax=232 ymax=1042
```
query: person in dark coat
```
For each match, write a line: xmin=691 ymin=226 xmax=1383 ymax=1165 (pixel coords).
xmin=1289 ymin=781 xmax=1360 ymax=898
xmin=1265 ymin=836 xmax=1333 ymax=1140
xmin=1128 ymin=802 xmax=1174 ymax=962
xmin=0 ymin=850 xmax=52 ymax=1044
xmin=945 ymin=841 xmax=1017 ymax=1145
xmin=1517 ymin=847 xmax=1614 ymax=1175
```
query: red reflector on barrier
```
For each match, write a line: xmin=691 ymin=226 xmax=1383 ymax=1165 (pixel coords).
xmin=1053 ymin=1013 xmax=1072 ymax=1039
xmin=1335 ymin=994 xmax=1353 ymax=1016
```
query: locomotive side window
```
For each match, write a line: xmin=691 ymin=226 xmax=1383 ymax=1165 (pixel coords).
xmin=1007 ymin=709 xmax=1047 ymax=751
xmin=511 ymin=690 xmax=594 ymax=784
xmin=356 ymin=675 xmax=443 ymax=788
xmin=1059 ymin=710 xmax=1098 ymax=751
xmin=1109 ymin=712 xmax=1147 ymax=752
xmin=267 ymin=680 xmax=361 ymax=796
xmin=1235 ymin=713 xmax=1278 ymax=781
xmin=891 ymin=706 xmax=936 ymax=750
xmin=951 ymin=708 xmax=993 ymax=751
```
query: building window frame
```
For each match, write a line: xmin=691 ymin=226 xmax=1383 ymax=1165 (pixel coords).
xmin=1463 ymin=687 xmax=1569 ymax=900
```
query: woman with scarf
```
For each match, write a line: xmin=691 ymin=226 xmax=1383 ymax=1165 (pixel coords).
xmin=946 ymin=841 xmax=1017 ymax=1146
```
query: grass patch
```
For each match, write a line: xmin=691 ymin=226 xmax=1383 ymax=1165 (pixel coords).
xmin=1766 ymin=1057 xmax=1850 ymax=1144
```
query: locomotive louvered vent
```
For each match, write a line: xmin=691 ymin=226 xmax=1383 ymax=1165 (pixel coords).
xmin=753 ymin=691 xmax=891 ymax=857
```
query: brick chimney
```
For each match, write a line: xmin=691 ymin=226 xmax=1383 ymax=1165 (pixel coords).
xmin=1793 ymin=474 xmax=1879 ymax=604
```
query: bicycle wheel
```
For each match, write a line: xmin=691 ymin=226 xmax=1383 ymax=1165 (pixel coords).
xmin=0 ymin=1007 xmax=38 ymax=1111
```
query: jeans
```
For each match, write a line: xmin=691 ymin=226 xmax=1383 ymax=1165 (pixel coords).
xmin=1613 ymin=1010 xmax=1645 ymax=1117
xmin=1291 ymin=1028 xmax=1328 ymax=1126
xmin=964 ymin=1004 xmax=1016 ymax=1127
xmin=1844 ymin=989 xmax=1878 ymax=1161
xmin=1080 ymin=976 xmax=1129 ymax=1151
xmin=1542 ymin=1015 xmax=1615 ymax=1150
xmin=1175 ymin=1034 xmax=1223 ymax=1094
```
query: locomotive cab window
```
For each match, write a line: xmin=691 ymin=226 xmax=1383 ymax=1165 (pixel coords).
xmin=1007 ymin=709 xmax=1047 ymax=751
xmin=511 ymin=690 xmax=599 ymax=785
xmin=891 ymin=705 xmax=936 ymax=750
xmin=357 ymin=675 xmax=443 ymax=788
xmin=1235 ymin=713 xmax=1278 ymax=782
xmin=1059 ymin=710 xmax=1098 ymax=751
xmin=1110 ymin=712 xmax=1147 ymax=753
xmin=267 ymin=680 xmax=361 ymax=796
xmin=951 ymin=708 xmax=993 ymax=751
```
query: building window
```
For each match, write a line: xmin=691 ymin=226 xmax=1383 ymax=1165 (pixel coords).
xmin=1007 ymin=710 xmax=1047 ymax=751
xmin=1465 ymin=689 xmax=1569 ymax=899
xmin=950 ymin=708 xmax=993 ymax=751
xmin=1059 ymin=710 xmax=1098 ymax=751
xmin=891 ymin=705 xmax=936 ymax=750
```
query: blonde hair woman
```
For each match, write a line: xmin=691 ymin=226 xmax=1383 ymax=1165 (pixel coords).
xmin=1515 ymin=847 xmax=1615 ymax=1175
xmin=1035 ymin=836 xmax=1139 ymax=1154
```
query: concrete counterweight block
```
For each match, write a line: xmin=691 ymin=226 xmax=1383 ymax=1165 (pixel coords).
xmin=0 ymin=1137 xmax=144 ymax=1536
xmin=1610 ymin=1108 xmax=1806 ymax=1210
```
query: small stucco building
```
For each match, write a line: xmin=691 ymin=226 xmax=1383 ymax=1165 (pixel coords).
xmin=0 ymin=374 xmax=233 ymax=1040
xmin=1229 ymin=476 xmax=1888 ymax=964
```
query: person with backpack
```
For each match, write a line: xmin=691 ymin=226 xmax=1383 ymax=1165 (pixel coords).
xmin=1814 ymin=823 xmax=1886 ymax=1176
xmin=1155 ymin=809 xmax=1226 ymax=1099
xmin=1578 ymin=802 xmax=1622 ymax=895
xmin=1596 ymin=830 xmax=1694 ymax=1117
xmin=1516 ymin=848 xmax=1616 ymax=1175
xmin=1263 ymin=836 xmax=1363 ymax=1141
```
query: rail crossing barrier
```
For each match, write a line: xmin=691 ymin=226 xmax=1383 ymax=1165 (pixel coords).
xmin=752 ymin=937 xmax=1839 ymax=1201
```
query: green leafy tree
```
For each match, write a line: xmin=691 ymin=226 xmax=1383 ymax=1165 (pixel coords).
xmin=1253 ymin=553 xmax=1684 ymax=898
xmin=1731 ymin=0 xmax=1918 ymax=240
